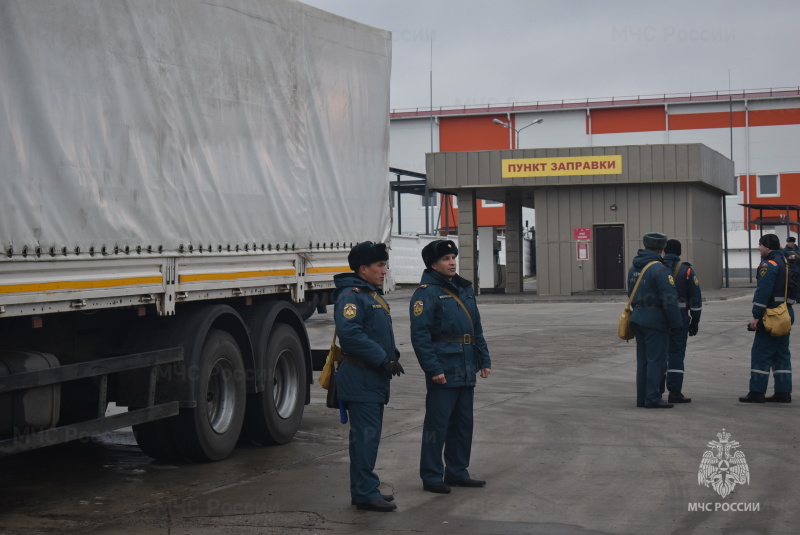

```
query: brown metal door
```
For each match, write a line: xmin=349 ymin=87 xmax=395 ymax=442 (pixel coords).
xmin=595 ymin=225 xmax=625 ymax=290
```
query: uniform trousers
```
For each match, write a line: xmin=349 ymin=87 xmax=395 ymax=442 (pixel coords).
xmin=664 ymin=319 xmax=690 ymax=393
xmin=420 ymin=385 xmax=474 ymax=484
xmin=347 ymin=401 xmax=384 ymax=502
xmin=633 ymin=323 xmax=669 ymax=406
xmin=750 ymin=329 xmax=793 ymax=394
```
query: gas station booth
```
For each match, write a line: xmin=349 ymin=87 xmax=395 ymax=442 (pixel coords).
xmin=425 ymin=143 xmax=735 ymax=296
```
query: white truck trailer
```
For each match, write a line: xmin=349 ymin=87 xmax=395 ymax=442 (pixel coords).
xmin=0 ymin=0 xmax=391 ymax=461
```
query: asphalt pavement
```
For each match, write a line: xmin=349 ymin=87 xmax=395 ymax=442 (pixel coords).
xmin=1 ymin=276 xmax=795 ymax=535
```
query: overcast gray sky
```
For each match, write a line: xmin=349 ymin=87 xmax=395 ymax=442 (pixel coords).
xmin=302 ymin=0 xmax=800 ymax=112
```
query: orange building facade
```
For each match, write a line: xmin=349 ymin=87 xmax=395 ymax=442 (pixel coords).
xmin=391 ymin=88 xmax=800 ymax=240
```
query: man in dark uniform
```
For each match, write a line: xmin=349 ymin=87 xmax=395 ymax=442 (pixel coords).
xmin=784 ymin=236 xmax=798 ymax=253
xmin=334 ymin=242 xmax=404 ymax=512
xmin=628 ymin=232 xmax=682 ymax=408
xmin=660 ymin=239 xmax=702 ymax=403
xmin=783 ymin=236 xmax=800 ymax=302
xmin=740 ymin=234 xmax=793 ymax=403
xmin=409 ymin=239 xmax=491 ymax=494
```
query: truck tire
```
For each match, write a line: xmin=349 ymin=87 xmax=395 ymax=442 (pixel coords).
xmin=242 ymin=324 xmax=306 ymax=445
xmin=177 ymin=329 xmax=246 ymax=462
xmin=132 ymin=418 xmax=183 ymax=461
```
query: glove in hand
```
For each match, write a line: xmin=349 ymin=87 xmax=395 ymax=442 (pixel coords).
xmin=383 ymin=360 xmax=405 ymax=378
xmin=689 ymin=322 xmax=699 ymax=336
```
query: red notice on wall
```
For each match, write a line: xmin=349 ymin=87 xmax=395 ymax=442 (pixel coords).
xmin=573 ymin=227 xmax=591 ymax=241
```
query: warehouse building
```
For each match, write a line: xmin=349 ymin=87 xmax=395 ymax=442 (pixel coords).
xmin=390 ymin=87 xmax=800 ymax=290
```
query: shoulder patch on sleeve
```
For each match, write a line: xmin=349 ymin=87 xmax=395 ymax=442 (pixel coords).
xmin=760 ymin=266 xmax=768 ymax=278
xmin=343 ymin=303 xmax=357 ymax=319
xmin=668 ymin=275 xmax=675 ymax=285
xmin=413 ymin=300 xmax=424 ymax=316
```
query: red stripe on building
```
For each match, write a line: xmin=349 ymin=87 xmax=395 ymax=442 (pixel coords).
xmin=749 ymin=108 xmax=800 ymax=127
xmin=588 ymin=106 xmax=666 ymax=134
xmin=670 ymin=111 xmax=747 ymax=130
xmin=440 ymin=115 xmax=512 ymax=151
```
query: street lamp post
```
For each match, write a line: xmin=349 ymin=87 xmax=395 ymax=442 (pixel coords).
xmin=492 ymin=117 xmax=543 ymax=149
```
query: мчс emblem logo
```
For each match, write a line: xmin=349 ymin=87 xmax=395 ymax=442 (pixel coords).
xmin=343 ymin=303 xmax=357 ymax=319
xmin=698 ymin=429 xmax=750 ymax=498
xmin=413 ymin=300 xmax=424 ymax=316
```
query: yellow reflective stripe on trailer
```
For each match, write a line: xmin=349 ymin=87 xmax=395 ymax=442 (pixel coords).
xmin=307 ymin=266 xmax=349 ymax=274
xmin=0 ymin=276 xmax=163 ymax=294
xmin=178 ymin=269 xmax=296 ymax=283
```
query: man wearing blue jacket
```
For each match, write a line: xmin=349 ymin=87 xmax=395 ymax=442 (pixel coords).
xmin=628 ymin=232 xmax=682 ymax=408
xmin=409 ymin=239 xmax=491 ymax=494
xmin=740 ymin=233 xmax=793 ymax=403
xmin=661 ymin=239 xmax=702 ymax=403
xmin=334 ymin=241 xmax=403 ymax=512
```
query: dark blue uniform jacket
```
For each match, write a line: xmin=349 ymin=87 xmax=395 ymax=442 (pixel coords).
xmin=781 ymin=246 xmax=800 ymax=302
xmin=627 ymin=249 xmax=682 ymax=332
xmin=333 ymin=273 xmax=398 ymax=404
xmin=409 ymin=269 xmax=491 ymax=388
xmin=752 ymin=250 xmax=793 ymax=319
xmin=663 ymin=253 xmax=702 ymax=324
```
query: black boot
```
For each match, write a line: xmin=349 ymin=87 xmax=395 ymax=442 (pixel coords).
xmin=668 ymin=392 xmax=691 ymax=403
xmin=354 ymin=497 xmax=397 ymax=512
xmin=738 ymin=391 xmax=765 ymax=403
xmin=765 ymin=392 xmax=792 ymax=403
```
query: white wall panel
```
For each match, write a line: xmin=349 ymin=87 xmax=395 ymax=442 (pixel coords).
xmin=748 ymin=124 xmax=800 ymax=173
xmin=516 ymin=110 xmax=587 ymax=149
xmin=389 ymin=118 xmax=439 ymax=235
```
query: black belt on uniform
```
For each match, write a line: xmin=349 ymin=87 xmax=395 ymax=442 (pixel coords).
xmin=432 ymin=334 xmax=474 ymax=344
xmin=343 ymin=354 xmax=368 ymax=368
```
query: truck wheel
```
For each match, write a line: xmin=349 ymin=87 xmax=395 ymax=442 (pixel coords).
xmin=177 ymin=329 xmax=245 ymax=462
xmin=243 ymin=324 xmax=306 ymax=445
xmin=132 ymin=418 xmax=183 ymax=461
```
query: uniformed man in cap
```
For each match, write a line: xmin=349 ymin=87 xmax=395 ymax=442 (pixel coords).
xmin=334 ymin=241 xmax=404 ymax=511
xmin=740 ymin=233 xmax=793 ymax=403
xmin=660 ymin=239 xmax=702 ymax=403
xmin=409 ymin=239 xmax=491 ymax=494
xmin=783 ymin=236 xmax=800 ymax=302
xmin=627 ymin=232 xmax=682 ymax=408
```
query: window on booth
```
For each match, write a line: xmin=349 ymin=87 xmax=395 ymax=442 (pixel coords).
xmin=757 ymin=175 xmax=779 ymax=197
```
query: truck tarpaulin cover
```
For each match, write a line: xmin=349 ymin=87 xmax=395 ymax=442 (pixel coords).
xmin=0 ymin=0 xmax=391 ymax=254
